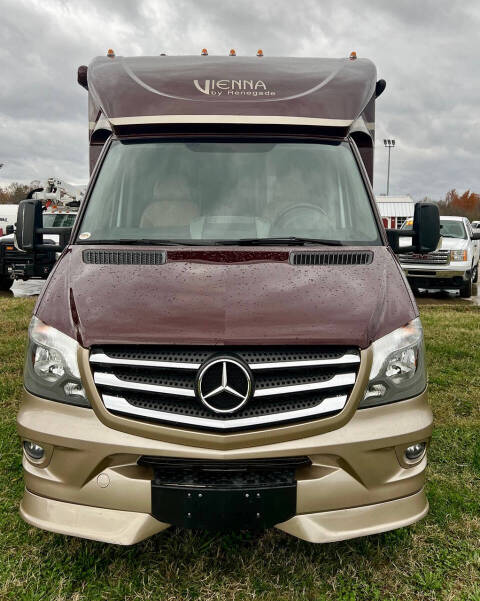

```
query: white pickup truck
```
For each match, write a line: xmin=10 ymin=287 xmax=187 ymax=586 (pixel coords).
xmin=399 ymin=215 xmax=480 ymax=297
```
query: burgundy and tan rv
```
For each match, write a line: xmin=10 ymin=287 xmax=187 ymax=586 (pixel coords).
xmin=15 ymin=50 xmax=439 ymax=544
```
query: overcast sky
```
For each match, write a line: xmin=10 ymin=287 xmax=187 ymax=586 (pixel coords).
xmin=0 ymin=0 xmax=478 ymax=199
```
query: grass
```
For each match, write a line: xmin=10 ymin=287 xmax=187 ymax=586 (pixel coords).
xmin=0 ymin=297 xmax=479 ymax=601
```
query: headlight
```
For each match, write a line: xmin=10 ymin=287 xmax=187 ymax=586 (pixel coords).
xmin=359 ymin=317 xmax=426 ymax=408
xmin=24 ymin=316 xmax=89 ymax=407
xmin=450 ymin=249 xmax=467 ymax=262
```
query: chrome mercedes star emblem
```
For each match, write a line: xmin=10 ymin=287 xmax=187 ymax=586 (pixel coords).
xmin=196 ymin=357 xmax=253 ymax=414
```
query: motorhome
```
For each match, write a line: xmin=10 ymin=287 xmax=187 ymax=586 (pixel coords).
xmin=15 ymin=50 xmax=439 ymax=544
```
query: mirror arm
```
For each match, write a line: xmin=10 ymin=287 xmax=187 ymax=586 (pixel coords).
xmin=386 ymin=228 xmax=417 ymax=254
xmin=35 ymin=226 xmax=72 ymax=251
xmin=34 ymin=244 xmax=65 ymax=252
xmin=37 ymin=227 xmax=72 ymax=235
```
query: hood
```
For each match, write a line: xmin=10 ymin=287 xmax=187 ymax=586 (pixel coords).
xmin=35 ymin=246 xmax=416 ymax=349
xmin=438 ymin=236 xmax=468 ymax=251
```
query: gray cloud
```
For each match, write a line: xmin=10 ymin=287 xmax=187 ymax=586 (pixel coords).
xmin=0 ymin=0 xmax=478 ymax=199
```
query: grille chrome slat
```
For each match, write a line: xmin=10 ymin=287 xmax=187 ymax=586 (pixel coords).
xmin=89 ymin=351 xmax=360 ymax=371
xmin=94 ymin=372 xmax=195 ymax=397
xmin=249 ymin=354 xmax=360 ymax=370
xmin=103 ymin=393 xmax=348 ymax=430
xmin=254 ymin=373 xmax=355 ymax=397
xmin=90 ymin=352 xmax=201 ymax=370
xmin=94 ymin=370 xmax=354 ymax=399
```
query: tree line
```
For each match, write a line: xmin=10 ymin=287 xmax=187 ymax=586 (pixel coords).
xmin=0 ymin=183 xmax=31 ymax=204
xmin=434 ymin=189 xmax=480 ymax=222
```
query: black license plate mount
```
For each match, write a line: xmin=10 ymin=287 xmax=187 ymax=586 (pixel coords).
xmin=151 ymin=482 xmax=297 ymax=530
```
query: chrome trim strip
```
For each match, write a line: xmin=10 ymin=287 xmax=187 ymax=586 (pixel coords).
xmin=102 ymin=394 xmax=348 ymax=430
xmin=109 ymin=115 xmax=353 ymax=128
xmin=93 ymin=372 xmax=195 ymax=398
xmin=90 ymin=353 xmax=201 ymax=370
xmin=253 ymin=373 xmax=356 ymax=398
xmin=90 ymin=352 xmax=359 ymax=371
xmin=94 ymin=371 xmax=355 ymax=400
xmin=249 ymin=354 xmax=360 ymax=370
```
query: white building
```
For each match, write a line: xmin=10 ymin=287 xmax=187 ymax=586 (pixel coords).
xmin=376 ymin=195 xmax=415 ymax=229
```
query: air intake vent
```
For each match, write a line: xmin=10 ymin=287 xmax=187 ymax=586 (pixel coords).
xmin=290 ymin=251 xmax=373 ymax=266
xmin=83 ymin=250 xmax=166 ymax=265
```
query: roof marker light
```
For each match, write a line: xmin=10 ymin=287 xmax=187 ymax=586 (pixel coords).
xmin=107 ymin=48 xmax=115 ymax=58
xmin=349 ymin=51 xmax=357 ymax=60
xmin=257 ymin=49 xmax=264 ymax=57
xmin=229 ymin=49 xmax=236 ymax=56
xmin=201 ymin=48 xmax=208 ymax=55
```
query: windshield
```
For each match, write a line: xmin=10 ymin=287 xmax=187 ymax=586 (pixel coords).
xmin=77 ymin=140 xmax=381 ymax=245
xmin=439 ymin=220 xmax=466 ymax=239
xmin=402 ymin=217 xmax=467 ymax=239
xmin=43 ymin=213 xmax=77 ymax=228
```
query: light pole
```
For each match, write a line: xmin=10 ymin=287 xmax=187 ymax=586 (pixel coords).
xmin=383 ymin=139 xmax=395 ymax=196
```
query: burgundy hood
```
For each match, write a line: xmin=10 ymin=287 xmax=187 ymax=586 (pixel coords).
xmin=35 ymin=246 xmax=416 ymax=349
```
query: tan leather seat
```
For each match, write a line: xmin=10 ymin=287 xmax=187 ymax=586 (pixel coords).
xmin=140 ymin=199 xmax=200 ymax=228
xmin=139 ymin=181 xmax=199 ymax=228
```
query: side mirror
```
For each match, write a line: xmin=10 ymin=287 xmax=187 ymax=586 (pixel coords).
xmin=386 ymin=202 xmax=440 ymax=254
xmin=14 ymin=198 xmax=72 ymax=253
xmin=471 ymin=230 xmax=480 ymax=240
xmin=411 ymin=202 xmax=440 ymax=252
xmin=15 ymin=199 xmax=43 ymax=251
xmin=6 ymin=224 xmax=14 ymax=235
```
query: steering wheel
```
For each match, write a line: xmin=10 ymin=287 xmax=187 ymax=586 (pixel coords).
xmin=270 ymin=203 xmax=328 ymax=235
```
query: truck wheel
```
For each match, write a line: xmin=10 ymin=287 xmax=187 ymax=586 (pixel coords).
xmin=0 ymin=277 xmax=12 ymax=291
xmin=460 ymin=277 xmax=472 ymax=298
xmin=473 ymin=264 xmax=478 ymax=284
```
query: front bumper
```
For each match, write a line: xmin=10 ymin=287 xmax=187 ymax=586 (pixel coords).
xmin=17 ymin=389 xmax=432 ymax=544
xmin=401 ymin=264 xmax=471 ymax=288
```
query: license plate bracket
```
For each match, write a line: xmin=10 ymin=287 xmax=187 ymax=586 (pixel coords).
xmin=151 ymin=482 xmax=297 ymax=530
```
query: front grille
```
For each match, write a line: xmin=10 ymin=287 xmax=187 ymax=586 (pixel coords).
xmin=90 ymin=346 xmax=360 ymax=431
xmin=399 ymin=250 xmax=450 ymax=265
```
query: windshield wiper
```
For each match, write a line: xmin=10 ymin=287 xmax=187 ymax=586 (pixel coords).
xmin=76 ymin=239 xmax=205 ymax=246
xmin=216 ymin=236 xmax=343 ymax=246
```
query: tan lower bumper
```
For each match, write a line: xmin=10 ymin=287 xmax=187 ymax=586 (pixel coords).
xmin=20 ymin=489 xmax=169 ymax=545
xmin=278 ymin=488 xmax=428 ymax=543
xmin=17 ymin=390 xmax=433 ymax=544
xmin=20 ymin=487 xmax=427 ymax=545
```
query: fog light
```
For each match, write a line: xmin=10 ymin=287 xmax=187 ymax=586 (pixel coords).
xmin=405 ymin=442 xmax=426 ymax=462
xmin=23 ymin=440 xmax=45 ymax=460
xmin=64 ymin=382 xmax=86 ymax=399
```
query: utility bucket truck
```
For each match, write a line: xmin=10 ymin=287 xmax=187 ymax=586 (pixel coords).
xmin=0 ymin=178 xmax=81 ymax=290
xmin=15 ymin=50 xmax=440 ymax=544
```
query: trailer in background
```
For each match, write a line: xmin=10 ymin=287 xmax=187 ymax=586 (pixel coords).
xmin=376 ymin=195 xmax=414 ymax=229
